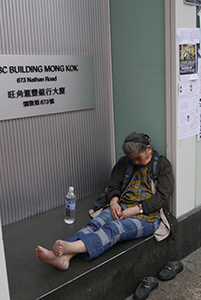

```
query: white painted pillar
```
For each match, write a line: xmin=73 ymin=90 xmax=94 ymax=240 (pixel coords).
xmin=165 ymin=0 xmax=197 ymax=218
xmin=0 ymin=217 xmax=10 ymax=300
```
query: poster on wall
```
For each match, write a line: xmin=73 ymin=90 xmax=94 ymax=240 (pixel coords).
xmin=179 ymin=44 xmax=196 ymax=75
xmin=177 ymin=28 xmax=200 ymax=76
xmin=0 ymin=55 xmax=95 ymax=121
xmin=177 ymin=28 xmax=200 ymax=140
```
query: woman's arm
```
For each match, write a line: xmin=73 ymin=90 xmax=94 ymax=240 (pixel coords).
xmin=119 ymin=204 xmax=143 ymax=219
xmin=142 ymin=156 xmax=174 ymax=214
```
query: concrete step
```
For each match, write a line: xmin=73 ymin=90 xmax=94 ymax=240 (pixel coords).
xmin=3 ymin=195 xmax=201 ymax=300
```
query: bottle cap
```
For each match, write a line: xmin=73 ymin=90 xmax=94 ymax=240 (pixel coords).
xmin=69 ymin=186 xmax=74 ymax=192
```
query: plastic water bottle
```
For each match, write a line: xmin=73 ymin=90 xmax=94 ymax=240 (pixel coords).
xmin=64 ymin=186 xmax=76 ymax=224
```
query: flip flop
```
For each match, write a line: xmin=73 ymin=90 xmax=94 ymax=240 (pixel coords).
xmin=133 ymin=276 xmax=158 ymax=300
xmin=158 ymin=261 xmax=183 ymax=281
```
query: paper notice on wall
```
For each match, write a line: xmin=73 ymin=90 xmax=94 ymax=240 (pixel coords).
xmin=197 ymin=58 xmax=201 ymax=140
xmin=178 ymin=80 xmax=199 ymax=140
xmin=198 ymin=59 xmax=201 ymax=96
xmin=177 ymin=28 xmax=200 ymax=44
xmin=198 ymin=99 xmax=201 ymax=141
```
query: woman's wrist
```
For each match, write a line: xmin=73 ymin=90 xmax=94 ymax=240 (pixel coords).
xmin=110 ymin=196 xmax=119 ymax=206
xmin=137 ymin=204 xmax=143 ymax=214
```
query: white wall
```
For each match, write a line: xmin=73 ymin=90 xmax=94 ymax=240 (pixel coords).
xmin=0 ymin=222 xmax=10 ymax=299
xmin=176 ymin=1 xmax=197 ymax=217
xmin=166 ymin=0 xmax=197 ymax=217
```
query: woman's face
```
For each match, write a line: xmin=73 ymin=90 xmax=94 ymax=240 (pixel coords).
xmin=127 ymin=145 xmax=152 ymax=166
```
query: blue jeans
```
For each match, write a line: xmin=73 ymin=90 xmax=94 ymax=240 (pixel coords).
xmin=67 ymin=207 xmax=160 ymax=261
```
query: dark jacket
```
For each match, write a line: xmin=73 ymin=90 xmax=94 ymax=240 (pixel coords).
xmin=107 ymin=154 xmax=178 ymax=240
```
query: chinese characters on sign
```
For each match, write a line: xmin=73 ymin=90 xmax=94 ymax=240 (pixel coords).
xmin=7 ymin=86 xmax=65 ymax=107
xmin=0 ymin=55 xmax=95 ymax=121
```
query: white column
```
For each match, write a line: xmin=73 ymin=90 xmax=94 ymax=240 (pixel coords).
xmin=0 ymin=217 xmax=10 ymax=300
xmin=165 ymin=0 xmax=197 ymax=218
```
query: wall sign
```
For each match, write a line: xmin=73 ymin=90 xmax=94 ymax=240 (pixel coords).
xmin=0 ymin=55 xmax=95 ymax=121
xmin=184 ymin=0 xmax=201 ymax=6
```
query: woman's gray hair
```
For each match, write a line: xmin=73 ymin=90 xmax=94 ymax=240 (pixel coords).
xmin=122 ymin=132 xmax=150 ymax=155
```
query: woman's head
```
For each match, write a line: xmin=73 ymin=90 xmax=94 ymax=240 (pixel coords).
xmin=122 ymin=132 xmax=152 ymax=166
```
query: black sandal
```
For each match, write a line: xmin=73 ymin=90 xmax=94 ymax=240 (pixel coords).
xmin=133 ymin=276 xmax=158 ymax=300
xmin=158 ymin=261 xmax=183 ymax=281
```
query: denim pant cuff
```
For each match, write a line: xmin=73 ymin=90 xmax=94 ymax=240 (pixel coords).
xmin=67 ymin=232 xmax=103 ymax=261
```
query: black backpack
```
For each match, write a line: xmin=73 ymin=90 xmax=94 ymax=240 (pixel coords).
xmin=89 ymin=150 xmax=159 ymax=218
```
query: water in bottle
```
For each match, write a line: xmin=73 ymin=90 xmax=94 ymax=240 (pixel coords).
xmin=64 ymin=186 xmax=76 ymax=224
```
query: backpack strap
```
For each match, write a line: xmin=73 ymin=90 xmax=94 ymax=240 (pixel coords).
xmin=110 ymin=156 xmax=127 ymax=178
xmin=152 ymin=150 xmax=159 ymax=188
xmin=120 ymin=158 xmax=134 ymax=193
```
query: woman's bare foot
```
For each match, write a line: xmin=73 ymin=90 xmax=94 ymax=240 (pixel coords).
xmin=53 ymin=239 xmax=87 ymax=256
xmin=53 ymin=240 xmax=69 ymax=256
xmin=36 ymin=246 xmax=73 ymax=270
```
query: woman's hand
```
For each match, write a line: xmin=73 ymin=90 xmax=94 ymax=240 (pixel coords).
xmin=110 ymin=196 xmax=122 ymax=220
xmin=119 ymin=205 xmax=142 ymax=220
xmin=110 ymin=198 xmax=142 ymax=220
